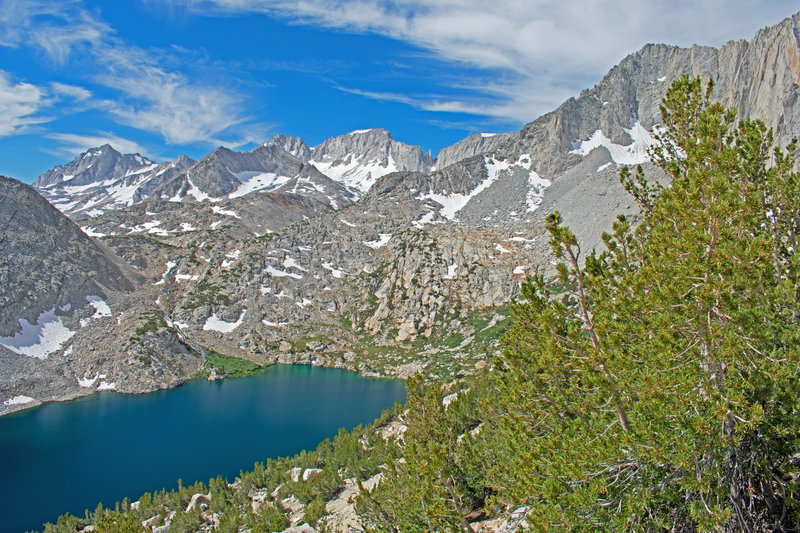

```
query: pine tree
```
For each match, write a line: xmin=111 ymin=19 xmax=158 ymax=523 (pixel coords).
xmin=488 ymin=76 xmax=800 ymax=531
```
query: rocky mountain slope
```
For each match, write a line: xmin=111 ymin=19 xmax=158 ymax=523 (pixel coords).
xmin=0 ymin=176 xmax=201 ymax=413
xmin=4 ymin=12 xmax=800 ymax=417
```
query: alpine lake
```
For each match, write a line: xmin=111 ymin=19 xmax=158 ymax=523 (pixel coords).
xmin=0 ymin=365 xmax=406 ymax=533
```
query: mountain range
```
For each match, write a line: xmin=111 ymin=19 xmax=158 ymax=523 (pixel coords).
xmin=2 ymin=11 xmax=800 ymax=415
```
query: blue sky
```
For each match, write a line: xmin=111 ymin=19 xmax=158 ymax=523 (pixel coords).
xmin=0 ymin=1 xmax=797 ymax=183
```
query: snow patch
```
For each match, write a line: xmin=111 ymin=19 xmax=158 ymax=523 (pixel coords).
xmin=0 ymin=309 xmax=75 ymax=359
xmin=222 ymin=249 xmax=241 ymax=269
xmin=211 ymin=206 xmax=240 ymax=218
xmin=513 ymin=266 xmax=526 ymax=274
xmin=526 ymin=170 xmax=551 ymax=212
xmin=570 ymin=121 xmax=655 ymax=165
xmin=80 ymin=296 xmax=112 ymax=327
xmin=311 ymin=156 xmax=398 ymax=194
xmin=597 ymin=162 xmax=613 ymax=172
xmin=229 ymin=170 xmax=292 ymax=199
xmin=265 ymin=265 xmax=303 ymax=279
xmin=3 ymin=395 xmax=34 ymax=406
xmin=419 ymin=155 xmax=514 ymax=220
xmin=203 ymin=309 xmax=247 ymax=333
xmin=97 ymin=381 xmax=116 ymax=391
xmin=81 ymin=226 xmax=107 ymax=238
xmin=443 ymin=264 xmax=458 ymax=279
xmin=77 ymin=373 xmax=99 ymax=388
xmin=364 ymin=233 xmax=392 ymax=249
xmin=283 ymin=256 xmax=308 ymax=272
xmin=322 ymin=262 xmax=345 ymax=278
xmin=412 ymin=210 xmax=438 ymax=228
xmin=262 ymin=319 xmax=288 ymax=328
xmin=184 ymin=174 xmax=210 ymax=202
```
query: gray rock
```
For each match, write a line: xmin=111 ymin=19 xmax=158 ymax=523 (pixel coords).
xmin=309 ymin=128 xmax=434 ymax=193
xmin=436 ymin=131 xmax=515 ymax=170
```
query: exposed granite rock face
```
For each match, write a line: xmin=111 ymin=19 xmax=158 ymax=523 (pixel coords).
xmin=155 ymin=143 xmax=323 ymax=201
xmin=0 ymin=176 xmax=136 ymax=334
xmin=0 ymin=176 xmax=206 ymax=414
xmin=266 ymin=134 xmax=313 ymax=162
xmin=309 ymin=128 xmax=435 ymax=193
xmin=493 ymin=13 xmax=800 ymax=180
xmin=435 ymin=132 xmax=515 ymax=170
xmin=34 ymin=144 xmax=153 ymax=189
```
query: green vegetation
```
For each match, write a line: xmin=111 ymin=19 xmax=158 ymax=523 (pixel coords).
xmin=185 ymin=281 xmax=231 ymax=309
xmin=128 ymin=312 xmax=167 ymax=344
xmin=133 ymin=313 xmax=165 ymax=337
xmin=204 ymin=348 xmax=266 ymax=378
xmin=358 ymin=77 xmax=800 ymax=531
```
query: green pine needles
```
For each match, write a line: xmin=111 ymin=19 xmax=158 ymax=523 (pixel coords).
xmin=494 ymin=76 xmax=800 ymax=531
xmin=361 ymin=76 xmax=800 ymax=531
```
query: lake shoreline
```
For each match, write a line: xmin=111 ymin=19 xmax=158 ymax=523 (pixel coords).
xmin=0 ymin=364 xmax=406 ymax=533
xmin=0 ymin=359 xmax=405 ymax=418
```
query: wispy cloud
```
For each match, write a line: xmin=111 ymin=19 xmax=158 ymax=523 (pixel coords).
xmin=0 ymin=0 xmax=267 ymax=147
xmin=164 ymin=0 xmax=800 ymax=123
xmin=95 ymin=45 xmax=266 ymax=146
xmin=0 ymin=71 xmax=50 ymax=137
xmin=50 ymin=82 xmax=92 ymax=101
xmin=47 ymin=132 xmax=151 ymax=158
xmin=0 ymin=0 xmax=107 ymax=63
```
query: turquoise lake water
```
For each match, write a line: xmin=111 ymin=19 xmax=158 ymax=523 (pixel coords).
xmin=0 ymin=365 xmax=406 ymax=533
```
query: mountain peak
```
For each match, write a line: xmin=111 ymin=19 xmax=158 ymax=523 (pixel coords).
xmin=264 ymin=134 xmax=312 ymax=162
xmin=309 ymin=129 xmax=432 ymax=194
xmin=347 ymin=128 xmax=390 ymax=137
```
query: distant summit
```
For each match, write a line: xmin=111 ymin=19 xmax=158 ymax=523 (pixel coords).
xmin=308 ymin=128 xmax=434 ymax=194
xmin=33 ymin=128 xmax=436 ymax=217
xmin=34 ymin=147 xmax=193 ymax=219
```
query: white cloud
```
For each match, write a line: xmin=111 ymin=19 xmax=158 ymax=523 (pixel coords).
xmin=0 ymin=70 xmax=49 ymax=137
xmin=95 ymin=45 xmax=265 ymax=146
xmin=50 ymin=82 xmax=92 ymax=101
xmin=166 ymin=0 xmax=800 ymax=121
xmin=0 ymin=0 xmax=266 ymax=147
xmin=48 ymin=132 xmax=150 ymax=158
xmin=0 ymin=0 xmax=106 ymax=63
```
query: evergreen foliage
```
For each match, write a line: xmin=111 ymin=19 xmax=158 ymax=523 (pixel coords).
xmin=358 ymin=76 xmax=800 ymax=531
xmin=487 ymin=76 xmax=800 ymax=530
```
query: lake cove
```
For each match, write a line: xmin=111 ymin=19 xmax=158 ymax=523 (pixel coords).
xmin=0 ymin=365 xmax=406 ymax=533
